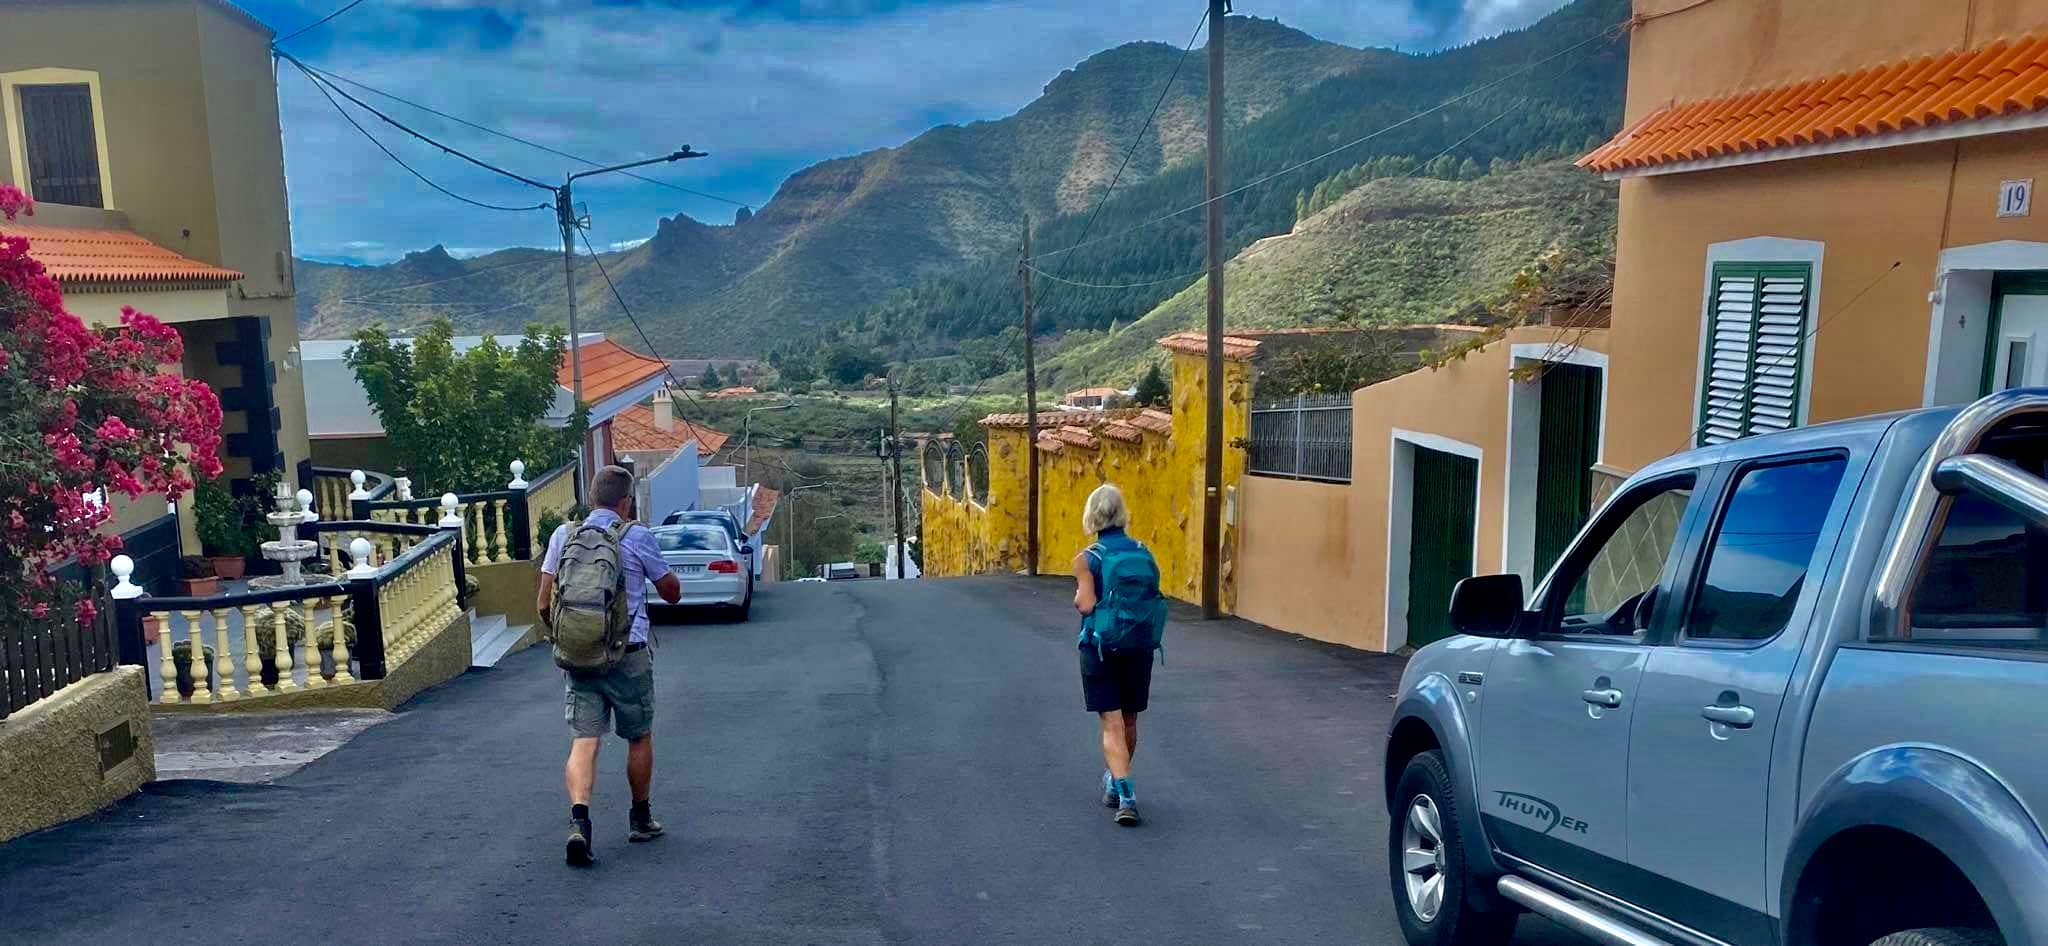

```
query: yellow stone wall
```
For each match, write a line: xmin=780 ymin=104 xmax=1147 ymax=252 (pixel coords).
xmin=921 ymin=348 xmax=1251 ymax=611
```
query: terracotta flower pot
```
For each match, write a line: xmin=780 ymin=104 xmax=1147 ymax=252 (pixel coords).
xmin=181 ymin=576 xmax=221 ymax=596
xmin=208 ymin=556 xmax=247 ymax=580
xmin=142 ymin=614 xmax=163 ymax=645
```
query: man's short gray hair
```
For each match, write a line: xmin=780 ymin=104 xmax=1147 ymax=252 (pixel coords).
xmin=588 ymin=465 xmax=635 ymax=509
xmin=1082 ymin=483 xmax=1130 ymax=534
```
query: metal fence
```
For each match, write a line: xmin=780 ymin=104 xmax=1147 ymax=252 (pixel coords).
xmin=1248 ymin=394 xmax=1354 ymax=483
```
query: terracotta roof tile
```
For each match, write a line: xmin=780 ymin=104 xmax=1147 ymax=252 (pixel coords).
xmin=1064 ymin=387 xmax=1121 ymax=400
xmin=708 ymin=386 xmax=759 ymax=399
xmin=980 ymin=411 xmax=1074 ymax=429
xmin=1055 ymin=426 xmax=1099 ymax=450
xmin=1582 ymin=32 xmax=2048 ymax=174
xmin=1130 ymin=409 xmax=1174 ymax=434
xmin=1156 ymin=331 xmax=1260 ymax=361
xmin=1034 ymin=430 xmax=1065 ymax=454
xmin=609 ymin=403 xmax=730 ymax=455
xmin=5 ymin=224 xmax=243 ymax=288
xmin=558 ymin=339 xmax=669 ymax=404
xmin=1101 ymin=421 xmax=1144 ymax=443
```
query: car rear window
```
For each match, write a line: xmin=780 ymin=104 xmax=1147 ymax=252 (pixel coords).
xmin=1905 ymin=429 xmax=2048 ymax=648
xmin=655 ymin=526 xmax=728 ymax=552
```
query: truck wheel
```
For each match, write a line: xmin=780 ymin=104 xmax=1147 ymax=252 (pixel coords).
xmin=1870 ymin=930 xmax=2003 ymax=946
xmin=1389 ymin=750 xmax=1516 ymax=946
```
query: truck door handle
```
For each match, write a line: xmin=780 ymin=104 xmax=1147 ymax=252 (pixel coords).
xmin=1581 ymin=689 xmax=1623 ymax=708
xmin=1700 ymin=704 xmax=1756 ymax=729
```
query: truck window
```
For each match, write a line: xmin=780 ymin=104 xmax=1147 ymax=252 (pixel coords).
xmin=1908 ymin=491 xmax=2048 ymax=647
xmin=1551 ymin=477 xmax=1695 ymax=636
xmin=1683 ymin=456 xmax=1847 ymax=642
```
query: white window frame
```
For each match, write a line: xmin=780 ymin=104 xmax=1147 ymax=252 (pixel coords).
xmin=2 ymin=67 xmax=116 ymax=210
xmin=1693 ymin=238 xmax=1825 ymax=444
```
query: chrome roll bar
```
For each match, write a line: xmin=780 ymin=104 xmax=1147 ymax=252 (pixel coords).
xmin=1870 ymin=388 xmax=2048 ymax=641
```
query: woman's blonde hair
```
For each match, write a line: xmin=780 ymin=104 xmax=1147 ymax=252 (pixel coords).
xmin=1082 ymin=483 xmax=1131 ymax=535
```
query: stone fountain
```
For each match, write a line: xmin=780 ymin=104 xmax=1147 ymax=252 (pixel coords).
xmin=248 ymin=481 xmax=320 ymax=590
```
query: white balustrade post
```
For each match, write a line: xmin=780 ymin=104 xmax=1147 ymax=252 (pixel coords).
xmin=346 ymin=538 xmax=378 ymax=579
xmin=394 ymin=475 xmax=413 ymax=503
xmin=109 ymin=555 xmax=144 ymax=600
xmin=439 ymin=493 xmax=463 ymax=529
xmin=347 ymin=470 xmax=370 ymax=500
xmin=298 ymin=488 xmax=318 ymax=525
xmin=508 ymin=460 xmax=528 ymax=490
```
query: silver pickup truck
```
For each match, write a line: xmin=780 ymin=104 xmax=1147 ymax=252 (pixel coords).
xmin=1384 ymin=389 xmax=2048 ymax=946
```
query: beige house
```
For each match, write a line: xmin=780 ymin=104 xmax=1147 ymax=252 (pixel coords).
xmin=2 ymin=0 xmax=307 ymax=587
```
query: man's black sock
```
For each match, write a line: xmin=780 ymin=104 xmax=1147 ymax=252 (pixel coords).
xmin=631 ymin=800 xmax=651 ymax=819
xmin=572 ymin=804 xmax=590 ymax=823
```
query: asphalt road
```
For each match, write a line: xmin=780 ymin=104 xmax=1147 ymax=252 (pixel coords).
xmin=0 ymin=576 xmax=1585 ymax=945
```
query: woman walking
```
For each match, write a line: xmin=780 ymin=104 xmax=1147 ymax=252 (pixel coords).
xmin=1072 ymin=484 xmax=1168 ymax=827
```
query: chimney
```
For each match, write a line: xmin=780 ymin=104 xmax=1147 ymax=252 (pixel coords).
xmin=653 ymin=387 xmax=676 ymax=431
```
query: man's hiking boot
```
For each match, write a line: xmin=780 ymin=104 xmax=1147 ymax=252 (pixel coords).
xmin=1115 ymin=801 xmax=1141 ymax=827
xmin=566 ymin=817 xmax=595 ymax=866
xmin=1102 ymin=771 xmax=1119 ymax=808
xmin=629 ymin=811 xmax=665 ymax=843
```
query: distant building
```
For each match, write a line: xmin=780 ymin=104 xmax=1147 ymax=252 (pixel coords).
xmin=1061 ymin=387 xmax=1127 ymax=410
xmin=708 ymin=385 xmax=759 ymax=399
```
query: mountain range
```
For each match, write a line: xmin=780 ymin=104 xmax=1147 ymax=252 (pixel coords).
xmin=295 ymin=0 xmax=1629 ymax=372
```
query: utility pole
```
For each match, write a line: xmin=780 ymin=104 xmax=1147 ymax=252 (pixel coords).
xmin=888 ymin=382 xmax=906 ymax=581
xmin=1201 ymin=0 xmax=1228 ymax=619
xmin=556 ymin=148 xmax=707 ymax=481
xmin=1020 ymin=216 xmax=1040 ymax=577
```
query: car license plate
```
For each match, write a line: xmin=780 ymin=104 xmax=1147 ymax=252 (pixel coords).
xmin=677 ymin=565 xmax=705 ymax=575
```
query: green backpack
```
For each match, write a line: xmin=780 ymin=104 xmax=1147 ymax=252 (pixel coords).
xmin=550 ymin=519 xmax=633 ymax=672
xmin=1083 ymin=540 xmax=1168 ymax=659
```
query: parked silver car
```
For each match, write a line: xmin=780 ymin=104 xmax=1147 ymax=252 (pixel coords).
xmin=648 ymin=523 xmax=751 ymax=620
xmin=1385 ymin=388 xmax=2048 ymax=946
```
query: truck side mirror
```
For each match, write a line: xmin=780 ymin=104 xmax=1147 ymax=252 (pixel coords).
xmin=1449 ymin=574 xmax=1525 ymax=638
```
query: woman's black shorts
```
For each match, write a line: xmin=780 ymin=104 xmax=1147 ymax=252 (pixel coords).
xmin=1080 ymin=645 xmax=1154 ymax=714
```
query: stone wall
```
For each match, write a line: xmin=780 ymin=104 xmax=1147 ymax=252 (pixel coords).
xmin=921 ymin=341 xmax=1253 ymax=610
xmin=0 ymin=667 xmax=155 ymax=843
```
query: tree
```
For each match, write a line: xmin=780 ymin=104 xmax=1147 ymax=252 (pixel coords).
xmin=1 ymin=185 xmax=224 ymax=625
xmin=345 ymin=317 xmax=582 ymax=494
xmin=1258 ymin=336 xmax=1406 ymax=398
xmin=1132 ymin=361 xmax=1170 ymax=408
xmin=700 ymin=363 xmax=722 ymax=389
xmin=821 ymin=344 xmax=883 ymax=386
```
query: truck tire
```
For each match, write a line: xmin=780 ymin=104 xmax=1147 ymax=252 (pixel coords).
xmin=1869 ymin=930 xmax=2003 ymax=946
xmin=1389 ymin=750 xmax=1516 ymax=946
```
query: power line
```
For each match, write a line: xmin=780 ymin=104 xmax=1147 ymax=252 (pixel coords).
xmin=278 ymin=49 xmax=555 ymax=193
xmin=287 ymin=60 xmax=551 ymax=214
xmin=1024 ymin=263 xmax=1205 ymax=290
xmin=297 ymin=61 xmax=755 ymax=211
xmin=1027 ymin=25 xmax=1619 ymax=264
xmin=275 ymin=0 xmax=366 ymax=44
xmin=573 ymin=228 xmax=729 ymax=452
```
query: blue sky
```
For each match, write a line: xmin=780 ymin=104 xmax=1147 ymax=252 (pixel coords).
xmin=248 ymin=0 xmax=1570 ymax=265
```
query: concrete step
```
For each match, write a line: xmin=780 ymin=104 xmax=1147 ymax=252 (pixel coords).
xmin=468 ymin=613 xmax=533 ymax=668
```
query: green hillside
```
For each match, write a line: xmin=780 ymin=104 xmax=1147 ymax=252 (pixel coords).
xmin=1033 ymin=161 xmax=1617 ymax=392
xmin=294 ymin=17 xmax=1381 ymax=352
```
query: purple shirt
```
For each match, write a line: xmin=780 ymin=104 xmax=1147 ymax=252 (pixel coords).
xmin=540 ymin=509 xmax=668 ymax=644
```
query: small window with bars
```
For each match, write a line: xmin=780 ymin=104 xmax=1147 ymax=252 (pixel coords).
xmin=17 ymin=83 xmax=104 ymax=209
xmin=1698 ymin=262 xmax=1812 ymax=447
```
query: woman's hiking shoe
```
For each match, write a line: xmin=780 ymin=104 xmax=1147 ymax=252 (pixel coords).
xmin=566 ymin=817 xmax=595 ymax=866
xmin=1114 ymin=802 xmax=1141 ymax=827
xmin=1101 ymin=771 xmax=1119 ymax=808
xmin=629 ymin=813 xmax=665 ymax=843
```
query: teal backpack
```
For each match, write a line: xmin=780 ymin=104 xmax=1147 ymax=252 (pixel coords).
xmin=1083 ymin=539 xmax=1169 ymax=659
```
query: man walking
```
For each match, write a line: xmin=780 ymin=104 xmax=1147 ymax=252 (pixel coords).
xmin=537 ymin=465 xmax=681 ymax=867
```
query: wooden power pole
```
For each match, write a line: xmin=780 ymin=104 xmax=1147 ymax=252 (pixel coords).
xmin=1021 ymin=216 xmax=1041 ymax=577
xmin=888 ymin=383 xmax=906 ymax=581
xmin=1201 ymin=0 xmax=1227 ymax=619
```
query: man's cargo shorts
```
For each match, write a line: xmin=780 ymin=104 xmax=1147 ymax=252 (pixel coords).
xmin=565 ymin=644 xmax=654 ymax=740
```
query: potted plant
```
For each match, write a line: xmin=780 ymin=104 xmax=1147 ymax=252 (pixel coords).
xmin=178 ymin=555 xmax=219 ymax=596
xmin=194 ymin=475 xmax=251 ymax=579
xmin=142 ymin=612 xmax=164 ymax=645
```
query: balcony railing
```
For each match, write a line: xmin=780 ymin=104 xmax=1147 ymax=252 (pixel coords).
xmin=304 ymin=460 xmax=577 ymax=566
xmin=109 ymin=521 xmax=464 ymax=704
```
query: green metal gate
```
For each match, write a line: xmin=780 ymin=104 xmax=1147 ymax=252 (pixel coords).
xmin=1407 ymin=447 xmax=1478 ymax=649
xmin=1533 ymin=364 xmax=1602 ymax=579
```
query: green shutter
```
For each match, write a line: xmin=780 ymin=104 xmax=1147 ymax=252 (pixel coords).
xmin=1407 ymin=448 xmax=1478 ymax=649
xmin=1534 ymin=364 xmax=1602 ymax=576
xmin=1700 ymin=262 xmax=1811 ymax=447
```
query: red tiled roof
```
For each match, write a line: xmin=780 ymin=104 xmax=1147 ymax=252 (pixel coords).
xmin=1101 ymin=421 xmax=1144 ymax=443
xmin=609 ymin=404 xmax=730 ymax=456
xmin=1581 ymin=32 xmax=2048 ymax=174
xmin=747 ymin=486 xmax=780 ymax=534
xmin=981 ymin=411 xmax=1076 ymax=429
xmin=1035 ymin=430 xmax=1065 ymax=454
xmin=1157 ymin=331 xmax=1260 ymax=361
xmin=708 ymin=386 xmax=759 ymax=399
xmin=1064 ymin=387 xmax=1120 ymax=400
xmin=5 ymin=224 xmax=243 ymax=288
xmin=559 ymin=339 xmax=669 ymax=404
xmin=1055 ymin=426 xmax=1100 ymax=450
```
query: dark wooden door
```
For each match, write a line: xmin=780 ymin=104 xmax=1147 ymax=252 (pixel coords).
xmin=1407 ymin=447 xmax=1478 ymax=649
xmin=1533 ymin=364 xmax=1602 ymax=579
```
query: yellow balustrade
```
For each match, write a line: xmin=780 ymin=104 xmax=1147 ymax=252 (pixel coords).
xmin=300 ymin=597 xmax=323 ymax=689
xmin=330 ymin=595 xmax=355 ymax=685
xmin=270 ymin=603 xmax=296 ymax=692
xmin=160 ymin=610 xmax=187 ymax=703
xmin=491 ymin=499 xmax=513 ymax=563
xmin=211 ymin=613 xmax=236 ymax=702
xmin=241 ymin=604 xmax=265 ymax=696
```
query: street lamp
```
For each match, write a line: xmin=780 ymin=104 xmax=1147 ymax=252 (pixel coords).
xmin=784 ymin=483 xmax=829 ymax=580
xmin=743 ymin=402 xmax=796 ymax=485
